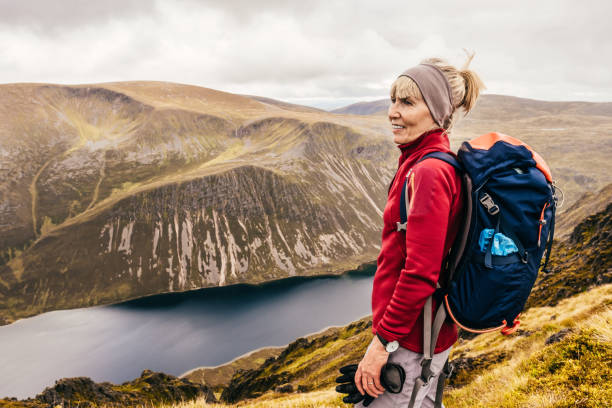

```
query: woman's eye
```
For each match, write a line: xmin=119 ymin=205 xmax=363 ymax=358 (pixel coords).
xmin=390 ymin=98 xmax=396 ymax=103
xmin=400 ymin=98 xmax=412 ymax=105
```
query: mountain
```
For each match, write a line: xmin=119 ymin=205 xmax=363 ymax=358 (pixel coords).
xmin=332 ymin=94 xmax=612 ymax=117
xmin=332 ymin=94 xmax=612 ymax=215
xmin=241 ymin=94 xmax=326 ymax=114
xmin=1 ymin=84 xmax=610 ymax=326
xmin=0 ymin=81 xmax=396 ymax=325
xmin=330 ymin=99 xmax=389 ymax=115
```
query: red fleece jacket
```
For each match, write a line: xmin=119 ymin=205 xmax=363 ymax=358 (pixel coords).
xmin=372 ymin=127 xmax=464 ymax=353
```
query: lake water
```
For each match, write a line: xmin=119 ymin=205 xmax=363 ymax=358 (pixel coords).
xmin=0 ymin=273 xmax=374 ymax=399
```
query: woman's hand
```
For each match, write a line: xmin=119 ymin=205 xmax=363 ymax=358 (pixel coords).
xmin=355 ymin=335 xmax=390 ymax=398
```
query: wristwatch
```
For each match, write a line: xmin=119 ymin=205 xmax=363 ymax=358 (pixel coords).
xmin=376 ymin=332 xmax=399 ymax=353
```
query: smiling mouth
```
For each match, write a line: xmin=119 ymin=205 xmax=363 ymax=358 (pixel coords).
xmin=392 ymin=124 xmax=405 ymax=129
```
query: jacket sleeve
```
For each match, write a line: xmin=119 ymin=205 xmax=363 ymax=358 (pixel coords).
xmin=375 ymin=161 xmax=455 ymax=342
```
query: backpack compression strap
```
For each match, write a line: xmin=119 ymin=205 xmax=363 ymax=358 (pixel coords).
xmin=407 ymin=294 xmax=450 ymax=408
xmin=541 ymin=202 xmax=556 ymax=272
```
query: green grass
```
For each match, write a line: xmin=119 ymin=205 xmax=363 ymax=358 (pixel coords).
xmin=519 ymin=329 xmax=612 ymax=407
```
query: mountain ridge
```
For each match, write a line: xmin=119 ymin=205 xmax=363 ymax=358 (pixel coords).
xmin=0 ymin=82 xmax=395 ymax=325
xmin=1 ymin=81 xmax=611 ymax=326
xmin=331 ymin=93 xmax=612 ymax=116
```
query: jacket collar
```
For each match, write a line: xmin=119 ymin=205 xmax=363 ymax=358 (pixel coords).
xmin=397 ymin=127 xmax=450 ymax=168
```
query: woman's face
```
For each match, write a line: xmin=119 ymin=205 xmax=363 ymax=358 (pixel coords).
xmin=388 ymin=95 xmax=438 ymax=145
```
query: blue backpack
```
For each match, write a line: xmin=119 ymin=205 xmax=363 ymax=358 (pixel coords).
xmin=397 ymin=132 xmax=557 ymax=408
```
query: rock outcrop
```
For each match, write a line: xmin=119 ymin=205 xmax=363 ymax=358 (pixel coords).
xmin=0 ymin=369 xmax=215 ymax=408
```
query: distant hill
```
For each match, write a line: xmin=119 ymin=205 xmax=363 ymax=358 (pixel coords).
xmin=331 ymin=94 xmax=612 ymax=117
xmin=243 ymin=95 xmax=326 ymax=114
xmin=330 ymin=99 xmax=389 ymax=115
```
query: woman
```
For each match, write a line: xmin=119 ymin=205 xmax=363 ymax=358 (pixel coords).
xmin=354 ymin=55 xmax=485 ymax=408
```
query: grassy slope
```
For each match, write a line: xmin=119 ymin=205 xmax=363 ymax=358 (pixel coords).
xmin=219 ymin=318 xmax=373 ymax=403
xmin=171 ymin=201 xmax=612 ymax=407
xmin=554 ymin=183 xmax=612 ymax=241
xmin=0 ymin=369 xmax=215 ymax=408
xmin=525 ymin=202 xmax=612 ymax=310
xmin=183 ymin=347 xmax=284 ymax=392
xmin=153 ymin=284 xmax=612 ymax=408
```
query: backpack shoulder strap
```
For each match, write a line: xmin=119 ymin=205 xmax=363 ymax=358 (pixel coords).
xmin=399 ymin=152 xmax=463 ymax=227
xmin=418 ymin=151 xmax=463 ymax=171
xmin=399 ymin=151 xmax=473 ymax=286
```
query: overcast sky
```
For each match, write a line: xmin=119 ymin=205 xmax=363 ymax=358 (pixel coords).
xmin=1 ymin=0 xmax=610 ymax=109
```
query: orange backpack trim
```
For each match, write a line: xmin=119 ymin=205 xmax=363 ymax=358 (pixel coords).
xmin=468 ymin=132 xmax=553 ymax=183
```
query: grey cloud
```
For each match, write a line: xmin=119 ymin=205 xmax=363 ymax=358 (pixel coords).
xmin=182 ymin=0 xmax=326 ymax=22
xmin=0 ymin=0 xmax=610 ymax=104
xmin=0 ymin=0 xmax=156 ymax=33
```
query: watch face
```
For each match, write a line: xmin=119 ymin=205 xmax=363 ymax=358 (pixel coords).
xmin=387 ymin=340 xmax=400 ymax=353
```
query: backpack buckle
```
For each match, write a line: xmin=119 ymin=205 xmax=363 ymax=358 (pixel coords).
xmin=419 ymin=357 xmax=435 ymax=384
xmin=396 ymin=221 xmax=407 ymax=231
xmin=479 ymin=193 xmax=500 ymax=215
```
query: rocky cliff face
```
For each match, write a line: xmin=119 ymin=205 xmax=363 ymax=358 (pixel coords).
xmin=0 ymin=82 xmax=396 ymax=324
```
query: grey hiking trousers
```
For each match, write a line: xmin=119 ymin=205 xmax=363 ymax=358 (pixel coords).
xmin=354 ymin=344 xmax=452 ymax=408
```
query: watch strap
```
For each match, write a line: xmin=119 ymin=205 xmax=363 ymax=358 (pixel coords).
xmin=376 ymin=332 xmax=389 ymax=346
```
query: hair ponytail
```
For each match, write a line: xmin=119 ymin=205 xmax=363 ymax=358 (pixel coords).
xmin=458 ymin=49 xmax=485 ymax=114
xmin=420 ymin=51 xmax=486 ymax=129
xmin=460 ymin=69 xmax=485 ymax=114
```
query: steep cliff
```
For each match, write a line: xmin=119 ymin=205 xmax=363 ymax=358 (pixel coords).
xmin=0 ymin=82 xmax=396 ymax=324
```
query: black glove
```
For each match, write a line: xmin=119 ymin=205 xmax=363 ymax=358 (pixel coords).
xmin=335 ymin=364 xmax=375 ymax=406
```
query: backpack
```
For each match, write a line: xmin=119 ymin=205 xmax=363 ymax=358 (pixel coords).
xmin=396 ymin=132 xmax=557 ymax=408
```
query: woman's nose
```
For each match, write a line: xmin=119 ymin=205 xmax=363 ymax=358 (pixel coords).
xmin=388 ymin=102 xmax=400 ymax=120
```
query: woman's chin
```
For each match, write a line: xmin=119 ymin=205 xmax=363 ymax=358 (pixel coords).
xmin=393 ymin=133 xmax=409 ymax=144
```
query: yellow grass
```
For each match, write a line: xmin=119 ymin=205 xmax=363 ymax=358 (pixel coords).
xmin=135 ymin=389 xmax=350 ymax=408
xmin=443 ymin=285 xmax=612 ymax=408
xmin=154 ymin=285 xmax=612 ymax=408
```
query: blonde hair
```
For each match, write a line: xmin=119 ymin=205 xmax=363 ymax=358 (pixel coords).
xmin=390 ymin=50 xmax=486 ymax=130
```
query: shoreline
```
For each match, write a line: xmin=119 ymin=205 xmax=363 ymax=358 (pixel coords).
xmin=179 ymin=312 xmax=373 ymax=378
xmin=1 ymin=260 xmax=376 ymax=327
